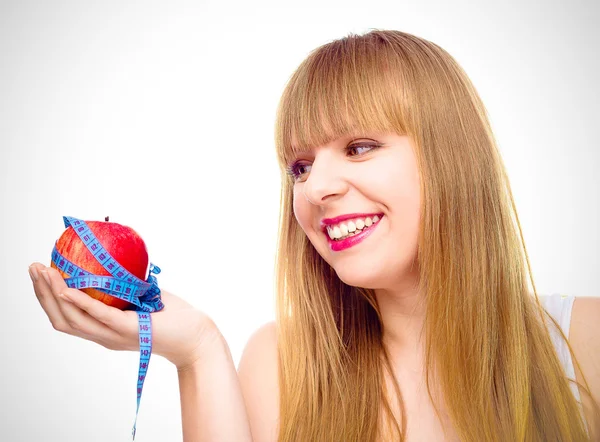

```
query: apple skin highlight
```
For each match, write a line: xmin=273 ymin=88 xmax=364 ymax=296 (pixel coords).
xmin=51 ymin=219 xmax=150 ymax=310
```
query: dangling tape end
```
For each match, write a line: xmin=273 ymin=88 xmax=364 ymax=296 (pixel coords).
xmin=149 ymin=263 xmax=161 ymax=275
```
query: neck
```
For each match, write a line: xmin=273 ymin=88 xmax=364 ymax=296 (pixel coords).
xmin=374 ymin=278 xmax=427 ymax=369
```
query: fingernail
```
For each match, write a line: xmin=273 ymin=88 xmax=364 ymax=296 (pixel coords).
xmin=40 ymin=270 xmax=51 ymax=286
xmin=29 ymin=266 xmax=39 ymax=282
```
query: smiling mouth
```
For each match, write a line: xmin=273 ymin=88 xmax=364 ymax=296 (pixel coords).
xmin=324 ymin=214 xmax=383 ymax=241
xmin=324 ymin=214 xmax=383 ymax=252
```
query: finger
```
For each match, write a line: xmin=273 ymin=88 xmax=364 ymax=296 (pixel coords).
xmin=56 ymin=292 xmax=133 ymax=350
xmin=30 ymin=263 xmax=68 ymax=331
xmin=40 ymin=266 xmax=99 ymax=310
xmin=31 ymin=263 xmax=104 ymax=341
xmin=37 ymin=264 xmax=87 ymax=332
xmin=38 ymin=265 xmax=69 ymax=297
xmin=57 ymin=281 xmax=139 ymax=342
xmin=38 ymin=265 xmax=136 ymax=350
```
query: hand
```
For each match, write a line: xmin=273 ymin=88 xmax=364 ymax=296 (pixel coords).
xmin=29 ymin=262 xmax=220 ymax=371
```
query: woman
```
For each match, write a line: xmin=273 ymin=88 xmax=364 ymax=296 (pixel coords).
xmin=30 ymin=30 xmax=599 ymax=441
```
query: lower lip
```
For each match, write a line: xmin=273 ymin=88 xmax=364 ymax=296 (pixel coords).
xmin=327 ymin=216 xmax=383 ymax=252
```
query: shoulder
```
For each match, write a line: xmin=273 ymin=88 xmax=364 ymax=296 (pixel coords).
xmin=569 ymin=296 xmax=600 ymax=438
xmin=237 ymin=321 xmax=279 ymax=442
xmin=238 ymin=321 xmax=278 ymax=369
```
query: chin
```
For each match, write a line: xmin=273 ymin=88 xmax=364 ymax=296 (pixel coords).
xmin=333 ymin=262 xmax=385 ymax=289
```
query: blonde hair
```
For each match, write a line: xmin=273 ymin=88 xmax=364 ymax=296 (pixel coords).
xmin=273 ymin=29 xmax=597 ymax=441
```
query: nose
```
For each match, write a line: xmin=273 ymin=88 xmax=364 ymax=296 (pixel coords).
xmin=302 ymin=151 xmax=348 ymax=205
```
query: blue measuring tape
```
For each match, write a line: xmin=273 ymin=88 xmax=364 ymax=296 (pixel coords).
xmin=51 ymin=216 xmax=164 ymax=440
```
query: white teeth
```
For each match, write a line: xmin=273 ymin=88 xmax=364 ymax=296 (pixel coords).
xmin=326 ymin=215 xmax=383 ymax=241
xmin=333 ymin=226 xmax=342 ymax=239
xmin=340 ymin=224 xmax=348 ymax=236
xmin=326 ymin=226 xmax=336 ymax=240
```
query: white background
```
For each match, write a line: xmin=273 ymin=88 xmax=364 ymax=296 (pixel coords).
xmin=1 ymin=0 xmax=598 ymax=440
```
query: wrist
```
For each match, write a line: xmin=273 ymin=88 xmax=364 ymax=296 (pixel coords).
xmin=175 ymin=320 xmax=226 ymax=373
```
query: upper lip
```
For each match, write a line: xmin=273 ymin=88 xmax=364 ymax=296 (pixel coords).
xmin=319 ymin=213 xmax=383 ymax=232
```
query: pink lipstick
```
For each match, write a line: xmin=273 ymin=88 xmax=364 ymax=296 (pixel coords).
xmin=325 ymin=215 xmax=384 ymax=252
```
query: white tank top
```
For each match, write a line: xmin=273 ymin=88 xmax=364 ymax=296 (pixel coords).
xmin=539 ymin=293 xmax=588 ymax=435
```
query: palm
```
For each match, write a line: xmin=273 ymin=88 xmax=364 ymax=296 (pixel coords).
xmin=31 ymin=263 xmax=216 ymax=370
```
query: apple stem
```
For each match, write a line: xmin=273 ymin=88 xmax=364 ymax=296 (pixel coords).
xmin=105 ymin=216 xmax=109 ymax=222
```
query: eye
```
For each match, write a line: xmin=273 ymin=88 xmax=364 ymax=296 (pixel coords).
xmin=346 ymin=142 xmax=382 ymax=157
xmin=285 ymin=161 xmax=311 ymax=181
xmin=285 ymin=142 xmax=383 ymax=181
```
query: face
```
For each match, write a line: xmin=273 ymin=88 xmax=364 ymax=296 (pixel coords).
xmin=289 ymin=132 xmax=422 ymax=290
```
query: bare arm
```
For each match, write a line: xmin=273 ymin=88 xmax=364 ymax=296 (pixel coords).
xmin=30 ymin=264 xmax=255 ymax=441
xmin=178 ymin=324 xmax=253 ymax=442
xmin=570 ymin=296 xmax=600 ymax=440
xmin=237 ymin=321 xmax=280 ymax=442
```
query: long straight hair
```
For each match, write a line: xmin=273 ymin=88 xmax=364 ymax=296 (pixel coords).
xmin=273 ymin=29 xmax=597 ymax=441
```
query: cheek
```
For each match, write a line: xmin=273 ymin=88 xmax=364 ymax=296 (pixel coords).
xmin=362 ymin=158 xmax=421 ymax=257
xmin=377 ymin=147 xmax=420 ymax=206
xmin=386 ymin=173 xmax=421 ymax=242
xmin=293 ymin=187 xmax=330 ymax=257
xmin=362 ymin=159 xmax=420 ymax=213
xmin=292 ymin=187 xmax=310 ymax=232
xmin=389 ymin=180 xmax=421 ymax=268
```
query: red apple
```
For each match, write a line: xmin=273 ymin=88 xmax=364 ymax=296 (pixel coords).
xmin=51 ymin=216 xmax=149 ymax=310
